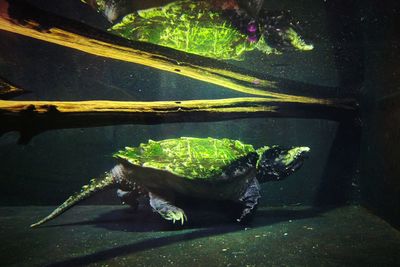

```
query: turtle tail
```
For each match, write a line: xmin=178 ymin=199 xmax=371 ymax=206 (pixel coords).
xmin=30 ymin=172 xmax=116 ymax=228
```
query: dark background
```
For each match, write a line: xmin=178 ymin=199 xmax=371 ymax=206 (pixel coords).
xmin=0 ymin=0 xmax=399 ymax=229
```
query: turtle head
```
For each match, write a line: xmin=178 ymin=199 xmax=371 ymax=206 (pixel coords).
xmin=256 ymin=146 xmax=310 ymax=183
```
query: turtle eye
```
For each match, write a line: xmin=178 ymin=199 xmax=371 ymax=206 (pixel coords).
xmin=280 ymin=147 xmax=309 ymax=172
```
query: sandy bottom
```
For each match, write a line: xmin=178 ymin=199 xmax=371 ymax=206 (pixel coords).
xmin=0 ymin=205 xmax=399 ymax=267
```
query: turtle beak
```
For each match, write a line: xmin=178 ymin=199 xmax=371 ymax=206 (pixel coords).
xmin=292 ymin=147 xmax=310 ymax=159
xmin=257 ymin=146 xmax=310 ymax=182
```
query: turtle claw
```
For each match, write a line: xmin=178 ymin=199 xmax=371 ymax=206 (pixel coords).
xmin=149 ymin=192 xmax=188 ymax=225
xmin=163 ymin=209 xmax=187 ymax=225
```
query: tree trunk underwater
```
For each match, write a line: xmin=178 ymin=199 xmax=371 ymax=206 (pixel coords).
xmin=0 ymin=98 xmax=355 ymax=144
xmin=0 ymin=0 xmax=355 ymax=106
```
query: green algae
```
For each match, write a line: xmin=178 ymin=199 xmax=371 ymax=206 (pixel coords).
xmin=109 ymin=0 xmax=254 ymax=60
xmin=114 ymin=137 xmax=256 ymax=179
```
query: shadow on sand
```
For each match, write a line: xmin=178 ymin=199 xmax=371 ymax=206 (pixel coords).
xmin=43 ymin=204 xmax=323 ymax=267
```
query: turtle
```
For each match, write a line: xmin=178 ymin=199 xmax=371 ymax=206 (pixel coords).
xmin=81 ymin=0 xmax=313 ymax=60
xmin=30 ymin=137 xmax=309 ymax=227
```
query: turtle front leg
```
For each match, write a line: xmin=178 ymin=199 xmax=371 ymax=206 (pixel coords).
xmin=237 ymin=178 xmax=261 ymax=222
xmin=149 ymin=192 xmax=187 ymax=225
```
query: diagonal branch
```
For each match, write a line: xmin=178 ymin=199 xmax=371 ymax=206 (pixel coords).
xmin=0 ymin=0 xmax=355 ymax=108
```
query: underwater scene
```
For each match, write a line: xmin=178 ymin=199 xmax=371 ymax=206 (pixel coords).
xmin=0 ymin=0 xmax=399 ymax=266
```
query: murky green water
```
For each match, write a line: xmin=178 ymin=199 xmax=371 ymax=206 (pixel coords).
xmin=1 ymin=0 xmax=399 ymax=266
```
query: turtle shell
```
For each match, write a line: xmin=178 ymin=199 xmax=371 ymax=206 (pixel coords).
xmin=109 ymin=0 xmax=255 ymax=60
xmin=114 ymin=137 xmax=257 ymax=180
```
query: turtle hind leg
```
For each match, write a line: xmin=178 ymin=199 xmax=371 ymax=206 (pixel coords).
xmin=112 ymin=164 xmax=145 ymax=210
xmin=237 ymin=178 xmax=261 ymax=223
xmin=149 ymin=192 xmax=187 ymax=225
xmin=116 ymin=181 xmax=147 ymax=211
xmin=117 ymin=189 xmax=139 ymax=210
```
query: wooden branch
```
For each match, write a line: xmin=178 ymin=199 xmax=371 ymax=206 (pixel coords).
xmin=0 ymin=98 xmax=280 ymax=114
xmin=0 ymin=0 xmax=355 ymax=108
xmin=0 ymin=77 xmax=28 ymax=99
xmin=0 ymin=98 xmax=355 ymax=144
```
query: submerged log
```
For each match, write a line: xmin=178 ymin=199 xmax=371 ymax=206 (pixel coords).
xmin=0 ymin=98 xmax=355 ymax=144
xmin=0 ymin=0 xmax=355 ymax=108
xmin=0 ymin=77 xmax=27 ymax=99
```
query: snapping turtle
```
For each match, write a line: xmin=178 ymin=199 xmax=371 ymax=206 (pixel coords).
xmin=82 ymin=0 xmax=313 ymax=60
xmin=31 ymin=137 xmax=309 ymax=227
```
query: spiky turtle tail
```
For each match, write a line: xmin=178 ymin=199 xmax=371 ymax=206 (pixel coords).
xmin=30 ymin=172 xmax=116 ymax=228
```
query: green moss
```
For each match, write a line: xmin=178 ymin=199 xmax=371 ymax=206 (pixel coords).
xmin=114 ymin=137 xmax=256 ymax=179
